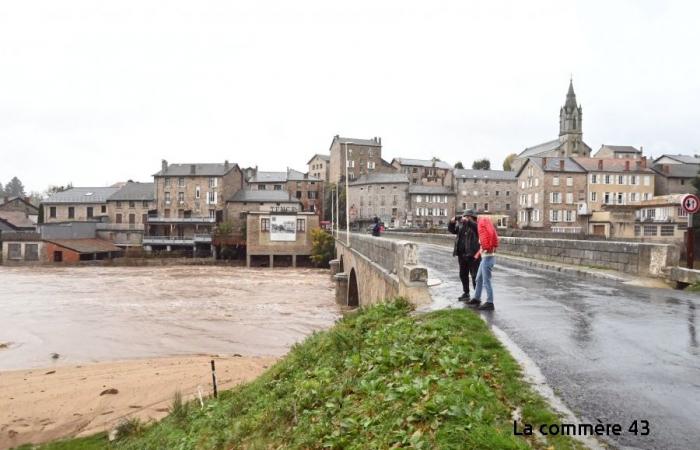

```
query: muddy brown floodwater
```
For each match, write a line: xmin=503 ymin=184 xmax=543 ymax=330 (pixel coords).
xmin=0 ymin=266 xmax=340 ymax=370
xmin=0 ymin=265 xmax=340 ymax=449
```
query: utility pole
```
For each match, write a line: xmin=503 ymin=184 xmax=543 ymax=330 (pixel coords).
xmin=345 ymin=143 xmax=351 ymax=245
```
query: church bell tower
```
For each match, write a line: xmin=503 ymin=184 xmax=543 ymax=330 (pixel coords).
xmin=558 ymin=79 xmax=587 ymax=156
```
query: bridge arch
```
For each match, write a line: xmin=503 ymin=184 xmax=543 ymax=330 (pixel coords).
xmin=348 ymin=268 xmax=359 ymax=307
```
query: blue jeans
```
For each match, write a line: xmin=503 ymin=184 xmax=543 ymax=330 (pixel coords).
xmin=474 ymin=255 xmax=495 ymax=303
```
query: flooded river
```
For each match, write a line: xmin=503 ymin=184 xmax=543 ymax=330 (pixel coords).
xmin=0 ymin=266 xmax=340 ymax=370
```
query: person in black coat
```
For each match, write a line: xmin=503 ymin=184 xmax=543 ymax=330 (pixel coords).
xmin=448 ymin=209 xmax=480 ymax=301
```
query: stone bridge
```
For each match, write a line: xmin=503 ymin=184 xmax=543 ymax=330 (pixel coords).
xmin=330 ymin=232 xmax=430 ymax=307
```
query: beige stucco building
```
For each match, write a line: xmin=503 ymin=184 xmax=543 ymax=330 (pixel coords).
xmin=574 ymin=158 xmax=655 ymax=216
xmin=307 ymin=154 xmax=330 ymax=183
xmin=245 ymin=211 xmax=319 ymax=267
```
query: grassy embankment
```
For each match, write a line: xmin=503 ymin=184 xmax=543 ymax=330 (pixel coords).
xmin=27 ymin=300 xmax=582 ymax=450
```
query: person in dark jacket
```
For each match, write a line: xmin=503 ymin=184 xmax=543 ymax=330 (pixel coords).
xmin=372 ymin=216 xmax=381 ymax=237
xmin=448 ymin=209 xmax=480 ymax=301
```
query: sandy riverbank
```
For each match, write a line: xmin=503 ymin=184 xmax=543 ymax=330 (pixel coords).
xmin=0 ymin=355 xmax=276 ymax=449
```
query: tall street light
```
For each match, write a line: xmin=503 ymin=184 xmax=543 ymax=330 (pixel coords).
xmin=345 ymin=143 xmax=351 ymax=245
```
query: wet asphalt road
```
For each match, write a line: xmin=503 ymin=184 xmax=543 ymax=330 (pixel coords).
xmin=418 ymin=243 xmax=700 ymax=450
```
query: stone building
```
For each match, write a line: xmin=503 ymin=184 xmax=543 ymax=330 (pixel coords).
xmin=573 ymin=158 xmax=655 ymax=217
xmin=408 ymin=185 xmax=456 ymax=228
xmin=390 ymin=158 xmax=453 ymax=187
xmin=42 ymin=187 xmax=119 ymax=223
xmin=651 ymin=154 xmax=700 ymax=196
xmin=144 ymin=160 xmax=244 ymax=256
xmin=453 ymin=169 xmax=517 ymax=225
xmin=512 ymin=80 xmax=592 ymax=173
xmin=515 ymin=157 xmax=588 ymax=232
xmin=347 ymin=173 xmax=410 ymax=228
xmin=1 ymin=196 xmax=39 ymax=216
xmin=224 ymin=190 xmax=302 ymax=240
xmin=328 ymin=135 xmax=393 ymax=183
xmin=307 ymin=154 xmax=330 ymax=183
xmin=593 ymin=145 xmax=643 ymax=160
xmin=0 ymin=197 xmax=38 ymax=232
xmin=98 ymin=181 xmax=155 ymax=248
xmin=246 ymin=168 xmax=323 ymax=216
xmin=245 ymin=211 xmax=319 ymax=268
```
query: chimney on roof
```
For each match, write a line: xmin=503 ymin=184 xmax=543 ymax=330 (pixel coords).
xmin=378 ymin=136 xmax=382 ymax=145
xmin=559 ymin=159 xmax=565 ymax=171
xmin=625 ymin=160 xmax=630 ymax=171
xmin=161 ymin=159 xmax=168 ymax=173
xmin=542 ymin=157 xmax=547 ymax=167
xmin=190 ymin=164 xmax=196 ymax=175
xmin=224 ymin=160 xmax=229 ymax=171
xmin=598 ymin=160 xmax=603 ymax=170
xmin=642 ymin=156 xmax=647 ymax=168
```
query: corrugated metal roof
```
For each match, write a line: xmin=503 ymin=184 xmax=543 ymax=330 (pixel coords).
xmin=350 ymin=173 xmax=410 ymax=185
xmin=392 ymin=158 xmax=452 ymax=170
xmin=108 ymin=182 xmax=155 ymax=201
xmin=44 ymin=187 xmax=120 ymax=204
xmin=227 ymin=190 xmax=299 ymax=203
xmin=408 ymin=185 xmax=456 ymax=195
xmin=47 ymin=238 xmax=122 ymax=253
xmin=454 ymin=169 xmax=517 ymax=181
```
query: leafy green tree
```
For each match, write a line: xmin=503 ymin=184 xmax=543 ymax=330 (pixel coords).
xmin=472 ymin=159 xmax=491 ymax=170
xmin=310 ymin=228 xmax=335 ymax=267
xmin=454 ymin=161 xmax=464 ymax=169
xmin=503 ymin=153 xmax=518 ymax=171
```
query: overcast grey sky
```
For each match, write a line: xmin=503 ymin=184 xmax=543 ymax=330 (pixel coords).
xmin=1 ymin=0 xmax=699 ymax=193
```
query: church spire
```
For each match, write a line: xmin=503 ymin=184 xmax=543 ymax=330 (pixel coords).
xmin=564 ymin=78 xmax=577 ymax=111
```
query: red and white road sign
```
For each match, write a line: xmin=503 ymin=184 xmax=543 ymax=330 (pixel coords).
xmin=681 ymin=193 xmax=700 ymax=214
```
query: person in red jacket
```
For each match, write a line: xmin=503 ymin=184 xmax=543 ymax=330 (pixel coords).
xmin=467 ymin=215 xmax=499 ymax=310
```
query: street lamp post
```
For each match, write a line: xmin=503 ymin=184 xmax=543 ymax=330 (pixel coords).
xmin=345 ymin=143 xmax=351 ymax=245
xmin=331 ymin=187 xmax=335 ymax=238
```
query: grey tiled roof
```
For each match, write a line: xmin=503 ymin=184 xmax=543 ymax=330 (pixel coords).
xmin=518 ymin=139 xmax=562 ymax=158
xmin=454 ymin=169 xmax=517 ymax=181
xmin=392 ymin=158 xmax=452 ymax=170
xmin=333 ymin=136 xmax=381 ymax=147
xmin=408 ymin=185 xmax=456 ymax=195
xmin=652 ymin=164 xmax=700 ymax=178
xmin=248 ymin=169 xmax=319 ymax=183
xmin=350 ymin=173 xmax=410 ymax=185
xmin=44 ymin=187 xmax=121 ymax=204
xmin=307 ymin=154 xmax=330 ymax=164
xmin=153 ymin=163 xmax=238 ymax=177
xmin=526 ymin=157 xmax=586 ymax=173
xmin=248 ymin=172 xmax=287 ymax=183
xmin=227 ymin=190 xmax=299 ymax=203
xmin=573 ymin=158 xmax=654 ymax=174
xmin=654 ymin=154 xmax=700 ymax=165
xmin=108 ymin=182 xmax=155 ymax=201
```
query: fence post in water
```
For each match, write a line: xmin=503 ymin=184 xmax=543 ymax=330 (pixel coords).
xmin=210 ymin=360 xmax=218 ymax=398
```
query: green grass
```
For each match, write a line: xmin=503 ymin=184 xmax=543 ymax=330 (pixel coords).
xmin=27 ymin=299 xmax=582 ymax=450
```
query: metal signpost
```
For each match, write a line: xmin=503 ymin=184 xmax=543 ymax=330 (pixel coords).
xmin=681 ymin=193 xmax=700 ymax=268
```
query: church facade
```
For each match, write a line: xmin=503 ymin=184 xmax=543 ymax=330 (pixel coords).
xmin=511 ymin=80 xmax=592 ymax=173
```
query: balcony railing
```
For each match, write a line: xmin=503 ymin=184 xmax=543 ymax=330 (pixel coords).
xmin=96 ymin=223 xmax=144 ymax=231
xmin=148 ymin=217 xmax=216 ymax=224
xmin=551 ymin=226 xmax=582 ymax=234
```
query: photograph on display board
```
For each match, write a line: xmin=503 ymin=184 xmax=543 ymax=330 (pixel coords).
xmin=270 ymin=215 xmax=296 ymax=241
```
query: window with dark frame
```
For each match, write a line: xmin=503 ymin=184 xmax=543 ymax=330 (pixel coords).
xmin=297 ymin=218 xmax=305 ymax=232
xmin=261 ymin=218 xmax=270 ymax=232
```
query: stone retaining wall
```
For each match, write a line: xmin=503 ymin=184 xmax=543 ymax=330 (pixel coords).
xmin=381 ymin=232 xmax=678 ymax=278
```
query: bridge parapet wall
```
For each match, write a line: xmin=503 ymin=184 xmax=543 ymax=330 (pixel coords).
xmin=382 ymin=232 xmax=678 ymax=278
xmin=333 ymin=232 xmax=429 ymax=307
